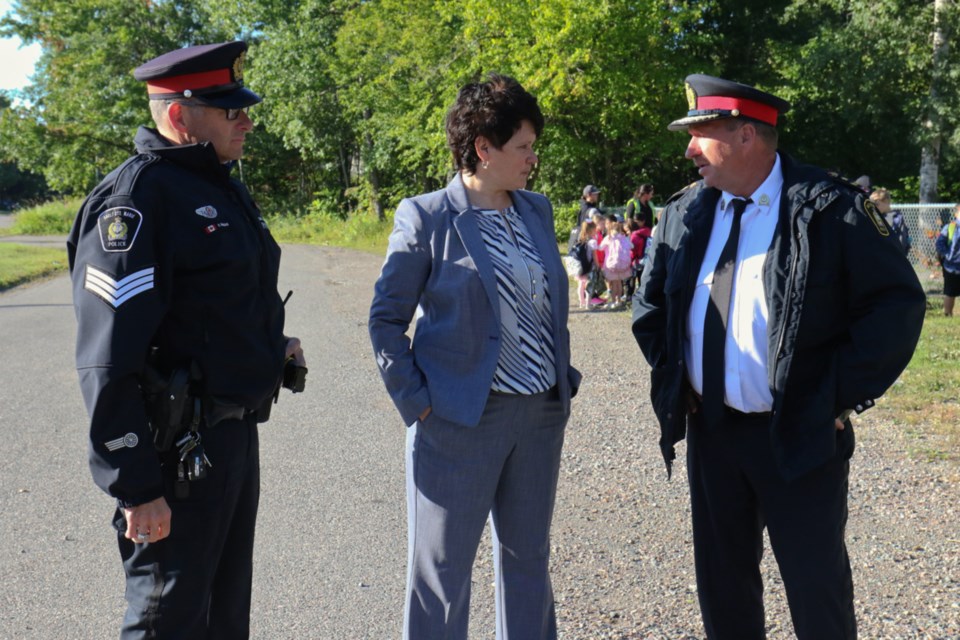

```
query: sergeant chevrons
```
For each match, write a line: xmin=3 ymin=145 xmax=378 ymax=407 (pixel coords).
xmin=67 ymin=126 xmax=287 ymax=507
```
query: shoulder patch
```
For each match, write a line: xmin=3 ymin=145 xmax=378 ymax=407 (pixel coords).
xmin=97 ymin=207 xmax=143 ymax=252
xmin=862 ymin=200 xmax=890 ymax=237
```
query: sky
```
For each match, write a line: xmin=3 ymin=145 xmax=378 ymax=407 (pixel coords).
xmin=0 ymin=0 xmax=41 ymax=92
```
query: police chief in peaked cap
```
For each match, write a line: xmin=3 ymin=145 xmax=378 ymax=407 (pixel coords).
xmin=632 ymin=70 xmax=925 ymax=639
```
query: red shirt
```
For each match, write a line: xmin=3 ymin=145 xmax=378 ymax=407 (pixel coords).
xmin=630 ymin=228 xmax=652 ymax=263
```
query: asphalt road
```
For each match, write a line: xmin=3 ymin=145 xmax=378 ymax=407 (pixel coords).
xmin=0 ymin=244 xmax=414 ymax=639
xmin=1 ymin=242 xmax=957 ymax=639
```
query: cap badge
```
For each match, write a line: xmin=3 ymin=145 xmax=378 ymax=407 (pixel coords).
xmin=195 ymin=205 xmax=218 ymax=219
xmin=685 ymin=82 xmax=697 ymax=110
xmin=233 ymin=51 xmax=246 ymax=82
xmin=183 ymin=89 xmax=193 ymax=98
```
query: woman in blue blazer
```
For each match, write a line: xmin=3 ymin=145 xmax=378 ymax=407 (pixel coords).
xmin=369 ymin=74 xmax=580 ymax=640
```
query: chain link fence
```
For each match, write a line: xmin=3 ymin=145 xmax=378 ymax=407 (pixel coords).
xmin=892 ymin=203 xmax=955 ymax=292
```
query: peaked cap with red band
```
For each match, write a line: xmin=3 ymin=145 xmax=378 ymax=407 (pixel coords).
xmin=667 ymin=74 xmax=790 ymax=132
xmin=133 ymin=41 xmax=261 ymax=109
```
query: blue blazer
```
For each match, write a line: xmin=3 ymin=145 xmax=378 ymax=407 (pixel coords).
xmin=369 ymin=173 xmax=581 ymax=427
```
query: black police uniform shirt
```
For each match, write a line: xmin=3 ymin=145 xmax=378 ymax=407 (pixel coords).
xmin=67 ymin=126 xmax=287 ymax=508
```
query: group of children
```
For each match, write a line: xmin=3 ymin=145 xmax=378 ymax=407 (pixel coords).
xmin=571 ymin=211 xmax=652 ymax=311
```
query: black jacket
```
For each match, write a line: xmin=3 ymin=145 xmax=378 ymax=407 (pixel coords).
xmin=67 ymin=127 xmax=287 ymax=507
xmin=632 ymin=153 xmax=925 ymax=480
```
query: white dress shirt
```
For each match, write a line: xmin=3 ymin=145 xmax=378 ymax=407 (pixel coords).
xmin=685 ymin=153 xmax=784 ymax=413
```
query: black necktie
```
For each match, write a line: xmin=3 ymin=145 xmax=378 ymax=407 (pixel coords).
xmin=701 ymin=198 xmax=751 ymax=428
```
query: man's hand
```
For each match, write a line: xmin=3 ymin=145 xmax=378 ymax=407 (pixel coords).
xmin=123 ymin=496 xmax=172 ymax=544
xmin=285 ymin=337 xmax=306 ymax=366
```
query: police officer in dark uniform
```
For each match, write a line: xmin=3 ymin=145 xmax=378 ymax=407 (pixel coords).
xmin=632 ymin=75 xmax=925 ymax=639
xmin=67 ymin=41 xmax=306 ymax=639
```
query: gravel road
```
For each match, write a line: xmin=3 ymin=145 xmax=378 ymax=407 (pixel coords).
xmin=0 ymin=243 xmax=956 ymax=639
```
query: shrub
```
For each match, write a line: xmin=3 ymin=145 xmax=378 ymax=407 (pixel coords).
xmin=9 ymin=198 xmax=82 ymax=235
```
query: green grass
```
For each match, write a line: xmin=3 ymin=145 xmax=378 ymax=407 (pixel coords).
xmin=0 ymin=243 xmax=69 ymax=290
xmin=267 ymin=210 xmax=392 ymax=255
xmin=0 ymin=198 xmax=81 ymax=236
xmin=879 ymin=296 xmax=960 ymax=461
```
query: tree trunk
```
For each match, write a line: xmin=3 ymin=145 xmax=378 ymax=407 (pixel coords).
xmin=362 ymin=109 xmax=385 ymax=221
xmin=919 ymin=0 xmax=951 ymax=203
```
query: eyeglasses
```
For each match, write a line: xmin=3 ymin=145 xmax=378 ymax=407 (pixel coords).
xmin=178 ymin=101 xmax=250 ymax=121
xmin=223 ymin=106 xmax=250 ymax=121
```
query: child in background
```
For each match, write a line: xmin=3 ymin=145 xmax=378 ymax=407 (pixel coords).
xmin=935 ymin=203 xmax=960 ymax=317
xmin=589 ymin=211 xmax=607 ymax=305
xmin=573 ymin=221 xmax=597 ymax=309
xmin=625 ymin=218 xmax=653 ymax=299
xmin=600 ymin=219 xmax=633 ymax=309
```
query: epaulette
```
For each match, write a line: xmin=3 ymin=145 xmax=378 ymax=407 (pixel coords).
xmin=823 ymin=171 xmax=891 ymax=237
xmin=825 ymin=171 xmax=867 ymax=196
xmin=111 ymin=153 xmax=162 ymax=197
xmin=664 ymin=180 xmax=702 ymax=206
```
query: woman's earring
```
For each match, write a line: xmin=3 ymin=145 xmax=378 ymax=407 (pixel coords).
xmin=482 ymin=160 xmax=489 ymax=170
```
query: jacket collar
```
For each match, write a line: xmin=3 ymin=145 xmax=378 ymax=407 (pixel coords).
xmin=134 ymin=126 xmax=234 ymax=183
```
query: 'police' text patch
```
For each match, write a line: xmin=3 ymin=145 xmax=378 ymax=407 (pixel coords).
xmin=97 ymin=207 xmax=143 ymax=252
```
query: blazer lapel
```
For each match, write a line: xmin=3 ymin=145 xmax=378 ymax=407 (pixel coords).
xmin=513 ymin=191 xmax=564 ymax=322
xmin=447 ymin=175 xmax=501 ymax=321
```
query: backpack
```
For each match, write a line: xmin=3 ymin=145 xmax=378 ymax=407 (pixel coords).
xmin=605 ymin=235 xmax=631 ymax=272
xmin=572 ymin=241 xmax=592 ymax=276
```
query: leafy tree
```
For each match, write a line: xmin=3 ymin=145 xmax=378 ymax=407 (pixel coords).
xmin=3 ymin=0 xmax=958 ymax=218
xmin=0 ymin=0 xmax=227 ymax=193
xmin=209 ymin=0 xmax=360 ymax=217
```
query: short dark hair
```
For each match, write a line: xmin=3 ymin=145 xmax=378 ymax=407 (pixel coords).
xmin=446 ymin=73 xmax=544 ymax=174
xmin=724 ymin=118 xmax=779 ymax=148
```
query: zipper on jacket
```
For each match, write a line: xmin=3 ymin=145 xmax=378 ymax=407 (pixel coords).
xmin=773 ymin=229 xmax=802 ymax=373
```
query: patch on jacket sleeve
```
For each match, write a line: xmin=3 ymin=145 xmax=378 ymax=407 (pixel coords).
xmin=97 ymin=207 xmax=143 ymax=252
xmin=84 ymin=264 xmax=155 ymax=309
xmin=862 ymin=200 xmax=890 ymax=237
xmin=104 ymin=432 xmax=139 ymax=451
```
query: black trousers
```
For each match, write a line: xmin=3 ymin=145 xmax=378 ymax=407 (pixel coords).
xmin=115 ymin=417 xmax=260 ymax=640
xmin=686 ymin=410 xmax=857 ymax=640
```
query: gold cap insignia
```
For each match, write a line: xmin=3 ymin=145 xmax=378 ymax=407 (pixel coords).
xmin=233 ymin=51 xmax=246 ymax=82
xmin=685 ymin=82 xmax=697 ymax=110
